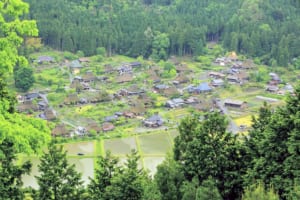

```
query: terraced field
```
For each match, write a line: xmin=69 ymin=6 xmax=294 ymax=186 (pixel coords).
xmin=22 ymin=131 xmax=178 ymax=188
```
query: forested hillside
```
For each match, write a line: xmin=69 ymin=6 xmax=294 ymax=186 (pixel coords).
xmin=25 ymin=0 xmax=300 ymax=65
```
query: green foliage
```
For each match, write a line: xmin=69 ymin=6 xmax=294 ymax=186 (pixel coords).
xmin=245 ymin=84 xmax=300 ymax=198
xmin=14 ymin=66 xmax=35 ymax=92
xmin=161 ymin=62 xmax=176 ymax=78
xmin=0 ymin=139 xmax=32 ymax=200
xmin=88 ymin=151 xmax=120 ymax=200
xmin=0 ymin=0 xmax=38 ymax=76
xmin=105 ymin=150 xmax=147 ymax=200
xmin=155 ymin=154 xmax=184 ymax=200
xmin=76 ymin=50 xmax=85 ymax=57
xmin=174 ymin=112 xmax=247 ymax=199
xmin=196 ymin=177 xmax=222 ymax=200
xmin=24 ymin=0 xmax=300 ymax=64
xmin=63 ymin=51 xmax=77 ymax=60
xmin=151 ymin=32 xmax=170 ymax=61
xmin=89 ymin=150 xmax=153 ymax=200
xmin=242 ymin=183 xmax=279 ymax=200
xmin=36 ymin=142 xmax=85 ymax=200
xmin=96 ymin=47 xmax=106 ymax=57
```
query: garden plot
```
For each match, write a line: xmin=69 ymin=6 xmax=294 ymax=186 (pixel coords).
xmin=104 ymin=137 xmax=137 ymax=155
xmin=143 ymin=157 xmax=165 ymax=176
xmin=64 ymin=141 xmax=95 ymax=156
xmin=138 ymin=133 xmax=172 ymax=155
xmin=68 ymin=158 xmax=94 ymax=186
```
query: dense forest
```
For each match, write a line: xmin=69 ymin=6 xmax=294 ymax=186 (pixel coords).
xmin=25 ymin=0 xmax=300 ymax=65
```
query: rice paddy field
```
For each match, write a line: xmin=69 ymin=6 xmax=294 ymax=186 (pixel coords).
xmin=22 ymin=131 xmax=178 ymax=188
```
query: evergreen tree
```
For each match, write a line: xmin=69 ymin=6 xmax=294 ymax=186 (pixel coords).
xmin=174 ymin=112 xmax=246 ymax=199
xmin=14 ymin=66 xmax=35 ymax=92
xmin=155 ymin=154 xmax=184 ymax=200
xmin=245 ymin=84 xmax=300 ymax=198
xmin=0 ymin=139 xmax=31 ymax=200
xmin=196 ymin=177 xmax=222 ymax=200
xmin=88 ymin=151 xmax=120 ymax=200
xmin=104 ymin=150 xmax=147 ymax=200
xmin=242 ymin=183 xmax=279 ymax=200
xmin=36 ymin=142 xmax=84 ymax=200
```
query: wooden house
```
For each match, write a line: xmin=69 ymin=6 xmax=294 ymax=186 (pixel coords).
xmin=51 ymin=124 xmax=69 ymax=137
xmin=116 ymin=73 xmax=133 ymax=83
xmin=143 ymin=115 xmax=163 ymax=128
xmin=102 ymin=122 xmax=115 ymax=132
xmin=224 ymin=99 xmax=247 ymax=109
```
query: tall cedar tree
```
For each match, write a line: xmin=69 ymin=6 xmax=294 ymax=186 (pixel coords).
xmin=104 ymin=150 xmax=146 ymax=200
xmin=155 ymin=154 xmax=184 ymax=200
xmin=0 ymin=139 xmax=31 ymax=200
xmin=174 ymin=112 xmax=247 ymax=199
xmin=245 ymin=84 xmax=300 ymax=199
xmin=35 ymin=142 xmax=84 ymax=200
xmin=88 ymin=151 xmax=120 ymax=200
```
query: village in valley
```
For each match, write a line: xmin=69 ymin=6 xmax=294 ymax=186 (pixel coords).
xmin=16 ymin=46 xmax=300 ymax=187
xmin=17 ymin=50 xmax=294 ymax=138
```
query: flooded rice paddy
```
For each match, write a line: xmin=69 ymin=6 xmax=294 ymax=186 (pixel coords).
xmin=23 ymin=131 xmax=178 ymax=188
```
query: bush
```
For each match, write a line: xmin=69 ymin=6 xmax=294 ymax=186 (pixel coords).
xmin=63 ymin=51 xmax=77 ymax=60
xmin=96 ymin=47 xmax=106 ymax=56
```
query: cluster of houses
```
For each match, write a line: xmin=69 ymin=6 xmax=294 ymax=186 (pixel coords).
xmin=17 ymin=92 xmax=57 ymax=121
xmin=265 ymin=72 xmax=294 ymax=95
xmin=210 ymin=54 xmax=254 ymax=85
xmin=23 ymin=52 xmax=296 ymax=138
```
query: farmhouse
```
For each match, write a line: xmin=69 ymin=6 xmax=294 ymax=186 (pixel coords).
xmin=38 ymin=100 xmax=48 ymax=111
xmin=211 ymin=79 xmax=224 ymax=87
xmin=64 ymin=94 xmax=79 ymax=105
xmin=266 ymin=85 xmax=279 ymax=93
xmin=144 ymin=114 xmax=163 ymax=128
xmin=175 ymin=64 xmax=192 ymax=73
xmin=17 ymin=100 xmax=39 ymax=112
xmin=82 ymin=71 xmax=96 ymax=83
xmin=51 ymin=124 xmax=69 ymax=137
xmin=78 ymin=57 xmax=90 ymax=63
xmin=24 ymin=92 xmax=41 ymax=101
xmin=116 ymin=73 xmax=133 ymax=83
xmin=69 ymin=60 xmax=83 ymax=74
xmin=185 ymin=96 xmax=199 ymax=104
xmin=163 ymin=86 xmax=180 ymax=97
xmin=154 ymin=84 xmax=169 ymax=91
xmin=128 ymin=61 xmax=142 ymax=68
xmin=209 ymin=72 xmax=226 ymax=79
xmin=39 ymin=108 xmax=57 ymax=120
xmin=174 ymin=74 xmax=189 ymax=84
xmin=227 ymin=75 xmax=240 ymax=84
xmin=37 ymin=56 xmax=55 ymax=64
xmin=269 ymin=72 xmax=281 ymax=85
xmin=166 ymin=98 xmax=185 ymax=108
xmin=102 ymin=122 xmax=115 ymax=132
xmin=224 ymin=99 xmax=247 ymax=109
xmin=86 ymin=122 xmax=102 ymax=134
xmin=105 ymin=115 xmax=119 ymax=122
xmin=189 ymin=82 xmax=212 ymax=93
